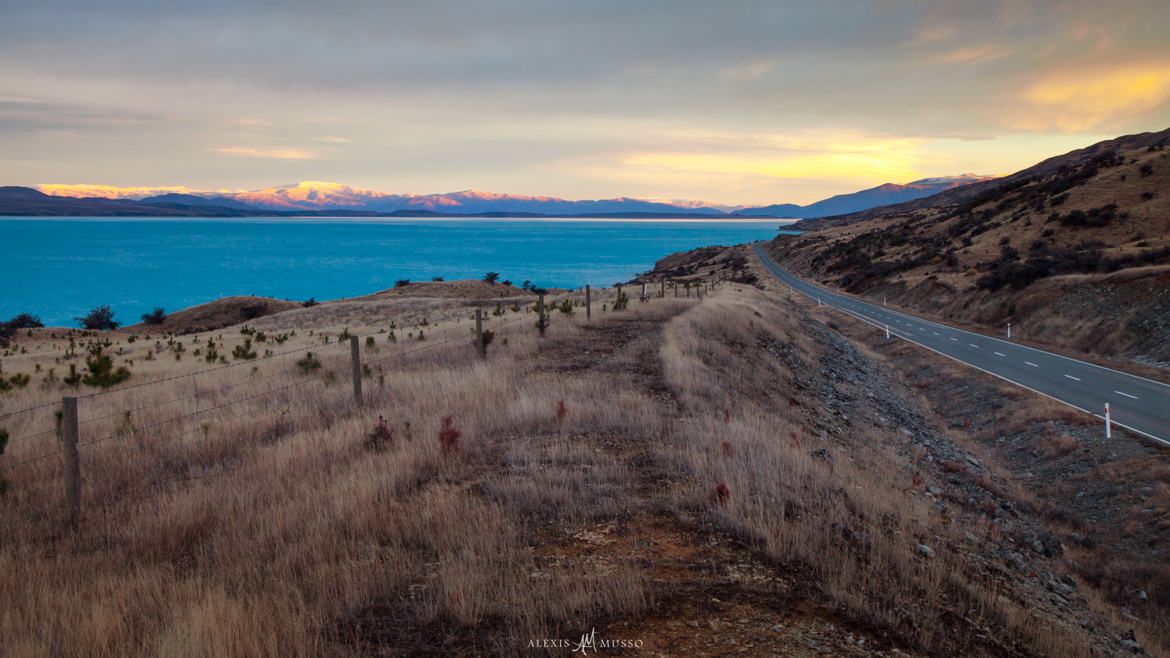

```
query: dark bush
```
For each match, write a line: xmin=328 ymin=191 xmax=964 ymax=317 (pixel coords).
xmin=6 ymin=314 xmax=43 ymax=329
xmin=240 ymin=303 xmax=267 ymax=320
xmin=76 ymin=305 xmax=119 ymax=331
xmin=483 ymin=272 xmax=500 ymax=284
xmin=140 ymin=307 xmax=166 ymax=325
xmin=394 ymin=279 xmax=410 ymax=288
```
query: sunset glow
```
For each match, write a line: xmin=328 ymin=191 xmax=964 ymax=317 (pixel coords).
xmin=1 ymin=1 xmax=1167 ymax=205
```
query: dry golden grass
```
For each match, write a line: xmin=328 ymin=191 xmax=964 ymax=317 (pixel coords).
xmin=0 ymin=280 xmax=1126 ymax=655
xmin=655 ymin=289 xmax=1101 ymax=656
xmin=1 ymin=287 xmax=643 ymax=656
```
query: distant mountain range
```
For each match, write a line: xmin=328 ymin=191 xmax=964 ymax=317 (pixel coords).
xmin=732 ymin=174 xmax=994 ymax=218
xmin=0 ymin=176 xmax=994 ymax=218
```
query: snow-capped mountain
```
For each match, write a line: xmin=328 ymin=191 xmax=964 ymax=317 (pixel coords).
xmin=32 ymin=175 xmax=994 ymax=217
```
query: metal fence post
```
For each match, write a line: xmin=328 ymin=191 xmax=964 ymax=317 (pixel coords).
xmin=349 ymin=335 xmax=363 ymax=406
xmin=62 ymin=396 xmax=80 ymax=523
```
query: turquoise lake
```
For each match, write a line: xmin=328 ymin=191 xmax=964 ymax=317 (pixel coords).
xmin=1 ymin=217 xmax=791 ymax=327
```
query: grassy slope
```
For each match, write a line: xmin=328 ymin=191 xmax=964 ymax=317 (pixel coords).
xmin=767 ymin=141 xmax=1170 ymax=367
xmin=0 ymin=260 xmax=1155 ymax=656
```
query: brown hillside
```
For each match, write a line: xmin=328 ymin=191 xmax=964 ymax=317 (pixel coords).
xmin=795 ymin=126 xmax=1170 ymax=231
xmin=125 ymin=296 xmax=302 ymax=335
xmin=354 ymin=279 xmax=534 ymax=301
xmin=768 ymin=135 xmax=1170 ymax=365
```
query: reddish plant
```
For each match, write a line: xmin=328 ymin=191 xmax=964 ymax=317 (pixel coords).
xmin=709 ymin=482 xmax=730 ymax=507
xmin=555 ymin=398 xmax=567 ymax=422
xmin=364 ymin=415 xmax=395 ymax=450
xmin=790 ymin=431 xmax=801 ymax=449
xmin=721 ymin=441 xmax=734 ymax=457
xmin=749 ymin=320 xmax=754 ymax=329
xmin=912 ymin=471 xmax=923 ymax=487
xmin=723 ymin=408 xmax=730 ymax=424
xmin=438 ymin=416 xmax=461 ymax=455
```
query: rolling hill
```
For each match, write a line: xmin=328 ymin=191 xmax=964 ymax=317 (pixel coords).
xmin=735 ymin=174 xmax=994 ymax=218
xmin=765 ymin=126 xmax=1170 ymax=363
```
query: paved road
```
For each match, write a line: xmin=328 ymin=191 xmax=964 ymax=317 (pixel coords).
xmin=753 ymin=244 xmax=1170 ymax=446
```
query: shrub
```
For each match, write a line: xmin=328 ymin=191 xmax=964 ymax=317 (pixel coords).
xmin=1139 ymin=163 xmax=1154 ymax=177
xmin=81 ymin=350 xmax=131 ymax=388
xmin=708 ymin=482 xmax=730 ymax=507
xmin=232 ymin=339 xmax=257 ymax=360
xmin=240 ymin=303 xmax=267 ymax=320
xmin=394 ymin=279 xmax=411 ymax=288
xmin=302 ymin=297 xmax=318 ymax=308
xmin=557 ymin=299 xmax=573 ymax=315
xmin=555 ymin=399 xmax=566 ymax=422
xmin=438 ymin=416 xmax=461 ymax=455
xmin=296 ymin=352 xmax=322 ymax=373
xmin=483 ymin=272 xmax=500 ymax=284
xmin=363 ymin=416 xmax=395 ymax=450
xmin=140 ymin=307 xmax=167 ymax=325
xmin=6 ymin=313 xmax=43 ymax=329
xmin=76 ymin=305 xmax=119 ymax=331
xmin=612 ymin=292 xmax=629 ymax=311
xmin=431 ymin=276 xmax=444 ymax=281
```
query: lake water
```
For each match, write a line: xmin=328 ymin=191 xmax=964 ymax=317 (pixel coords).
xmin=1 ymin=217 xmax=790 ymax=327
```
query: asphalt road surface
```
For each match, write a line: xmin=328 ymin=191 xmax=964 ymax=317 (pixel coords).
xmin=753 ymin=243 xmax=1170 ymax=446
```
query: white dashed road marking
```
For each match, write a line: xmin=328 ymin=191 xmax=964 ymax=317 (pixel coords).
xmin=994 ymin=352 xmax=1005 ymax=356
xmin=1116 ymin=391 xmax=1139 ymax=400
xmin=1064 ymin=374 xmax=1081 ymax=381
xmin=1025 ymin=361 xmax=1038 ymax=367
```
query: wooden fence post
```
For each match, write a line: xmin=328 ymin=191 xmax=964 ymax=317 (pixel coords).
xmin=349 ymin=335 xmax=363 ymax=406
xmin=538 ymin=294 xmax=546 ymax=336
xmin=475 ymin=309 xmax=485 ymax=358
xmin=642 ymin=283 xmax=647 ymax=302
xmin=586 ymin=284 xmax=591 ymax=320
xmin=674 ymin=281 xmax=678 ymax=298
xmin=660 ymin=281 xmax=665 ymax=298
xmin=616 ymin=284 xmax=622 ymax=310
xmin=61 ymin=396 xmax=80 ymax=523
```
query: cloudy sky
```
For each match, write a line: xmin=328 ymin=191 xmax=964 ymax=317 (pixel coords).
xmin=2 ymin=0 xmax=1168 ymax=205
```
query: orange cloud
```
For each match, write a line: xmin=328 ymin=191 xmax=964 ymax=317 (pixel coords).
xmin=1007 ymin=62 xmax=1170 ymax=131
xmin=210 ymin=146 xmax=315 ymax=159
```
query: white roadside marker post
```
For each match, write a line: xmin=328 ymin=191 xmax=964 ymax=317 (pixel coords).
xmin=885 ymin=324 xmax=890 ymax=339
xmin=1007 ymin=322 xmax=1011 ymax=339
xmin=1105 ymin=403 xmax=1112 ymax=439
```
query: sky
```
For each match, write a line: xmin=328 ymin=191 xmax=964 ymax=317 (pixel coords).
xmin=1 ymin=0 xmax=1169 ymax=206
